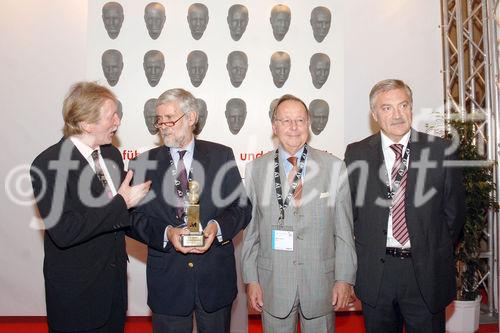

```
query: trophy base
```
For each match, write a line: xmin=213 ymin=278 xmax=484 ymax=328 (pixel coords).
xmin=181 ymin=233 xmax=205 ymax=247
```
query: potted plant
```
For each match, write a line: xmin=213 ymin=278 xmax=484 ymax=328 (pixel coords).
xmin=445 ymin=120 xmax=497 ymax=333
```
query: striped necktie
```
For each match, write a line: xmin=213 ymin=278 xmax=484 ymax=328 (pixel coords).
xmin=287 ymin=156 xmax=302 ymax=205
xmin=91 ymin=150 xmax=113 ymax=199
xmin=176 ymin=150 xmax=188 ymax=219
xmin=390 ymin=144 xmax=409 ymax=245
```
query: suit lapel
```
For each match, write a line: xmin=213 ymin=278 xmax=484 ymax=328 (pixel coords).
xmin=368 ymin=134 xmax=389 ymax=199
xmin=302 ymin=147 xmax=321 ymax=204
xmin=192 ymin=140 xmax=209 ymax=188
xmin=406 ymin=130 xmax=424 ymax=232
xmin=366 ymin=134 xmax=392 ymax=227
xmin=101 ymin=145 xmax=122 ymax=190
xmin=192 ymin=140 xmax=210 ymax=222
xmin=156 ymin=146 xmax=180 ymax=222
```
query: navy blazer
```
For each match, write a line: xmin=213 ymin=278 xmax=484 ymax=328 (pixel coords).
xmin=130 ymin=139 xmax=252 ymax=315
xmin=31 ymin=138 xmax=130 ymax=331
xmin=344 ymin=130 xmax=465 ymax=313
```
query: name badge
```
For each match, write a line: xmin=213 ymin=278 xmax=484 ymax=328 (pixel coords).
xmin=272 ymin=229 xmax=293 ymax=251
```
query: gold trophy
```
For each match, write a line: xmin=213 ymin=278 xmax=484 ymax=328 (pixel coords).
xmin=180 ymin=181 xmax=205 ymax=247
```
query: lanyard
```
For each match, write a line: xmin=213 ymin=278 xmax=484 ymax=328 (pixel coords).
xmin=385 ymin=147 xmax=410 ymax=200
xmin=274 ymin=144 xmax=308 ymax=227
xmin=168 ymin=151 xmax=193 ymax=200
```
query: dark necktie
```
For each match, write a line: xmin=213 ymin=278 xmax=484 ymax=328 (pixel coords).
xmin=91 ymin=150 xmax=113 ymax=199
xmin=390 ymin=144 xmax=409 ymax=245
xmin=287 ymin=156 xmax=302 ymax=205
xmin=176 ymin=150 xmax=188 ymax=219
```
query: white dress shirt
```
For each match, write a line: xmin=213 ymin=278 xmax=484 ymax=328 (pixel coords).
xmin=163 ymin=139 xmax=222 ymax=246
xmin=70 ymin=136 xmax=118 ymax=196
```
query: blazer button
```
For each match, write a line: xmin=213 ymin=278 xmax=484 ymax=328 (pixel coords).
xmin=110 ymin=263 xmax=116 ymax=268
xmin=380 ymin=258 xmax=385 ymax=263
xmin=188 ymin=262 xmax=194 ymax=268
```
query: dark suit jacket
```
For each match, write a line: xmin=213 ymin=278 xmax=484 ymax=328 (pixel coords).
xmin=344 ymin=130 xmax=465 ymax=313
xmin=30 ymin=138 xmax=130 ymax=331
xmin=129 ymin=139 xmax=252 ymax=316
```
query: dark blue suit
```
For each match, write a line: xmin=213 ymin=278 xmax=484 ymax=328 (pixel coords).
xmin=130 ymin=139 xmax=252 ymax=318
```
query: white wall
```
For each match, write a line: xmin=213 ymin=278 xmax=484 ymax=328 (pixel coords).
xmin=0 ymin=0 xmax=88 ymax=315
xmin=344 ymin=0 xmax=444 ymax=145
xmin=0 ymin=0 xmax=443 ymax=322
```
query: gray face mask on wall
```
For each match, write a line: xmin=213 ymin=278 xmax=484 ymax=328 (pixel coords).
xmin=143 ymin=98 xmax=159 ymax=135
xmin=188 ymin=3 xmax=209 ymax=40
xmin=227 ymin=4 xmax=249 ymax=41
xmin=225 ymin=98 xmax=247 ymax=135
xmin=186 ymin=50 xmax=208 ymax=87
xmin=102 ymin=2 xmax=124 ymax=39
xmin=116 ymin=100 xmax=123 ymax=120
xmin=143 ymin=50 xmax=165 ymax=87
xmin=101 ymin=49 xmax=123 ymax=87
xmin=226 ymin=51 xmax=248 ymax=88
xmin=144 ymin=2 xmax=166 ymax=39
xmin=194 ymin=98 xmax=208 ymax=135
xmin=310 ymin=6 xmax=331 ymax=43
xmin=309 ymin=99 xmax=330 ymax=135
xmin=269 ymin=51 xmax=291 ymax=88
xmin=309 ymin=53 xmax=330 ymax=89
xmin=270 ymin=4 xmax=291 ymax=41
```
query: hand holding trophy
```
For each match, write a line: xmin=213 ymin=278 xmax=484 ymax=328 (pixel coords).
xmin=180 ymin=181 xmax=205 ymax=247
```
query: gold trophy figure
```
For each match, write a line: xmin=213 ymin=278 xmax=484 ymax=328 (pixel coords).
xmin=181 ymin=181 xmax=205 ymax=247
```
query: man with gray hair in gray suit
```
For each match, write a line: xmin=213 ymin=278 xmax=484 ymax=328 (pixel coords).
xmin=242 ymin=94 xmax=356 ymax=333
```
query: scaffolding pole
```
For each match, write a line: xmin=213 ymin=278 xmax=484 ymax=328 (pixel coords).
xmin=441 ymin=0 xmax=500 ymax=321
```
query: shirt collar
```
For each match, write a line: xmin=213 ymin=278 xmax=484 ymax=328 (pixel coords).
xmin=170 ymin=138 xmax=195 ymax=157
xmin=70 ymin=136 xmax=100 ymax=160
xmin=380 ymin=130 xmax=411 ymax=151
xmin=279 ymin=145 xmax=304 ymax=160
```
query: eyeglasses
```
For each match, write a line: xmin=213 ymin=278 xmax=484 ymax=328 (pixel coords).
xmin=154 ymin=113 xmax=185 ymax=128
xmin=274 ymin=118 xmax=307 ymax=127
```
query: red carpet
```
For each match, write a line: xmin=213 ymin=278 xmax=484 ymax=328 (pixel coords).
xmin=0 ymin=314 xmax=497 ymax=332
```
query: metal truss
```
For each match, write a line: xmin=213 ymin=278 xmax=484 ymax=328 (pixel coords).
xmin=441 ymin=0 xmax=500 ymax=322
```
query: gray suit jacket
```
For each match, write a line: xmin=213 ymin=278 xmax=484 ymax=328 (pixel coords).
xmin=241 ymin=146 xmax=356 ymax=319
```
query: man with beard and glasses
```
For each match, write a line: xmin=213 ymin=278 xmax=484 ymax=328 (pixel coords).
xmin=129 ymin=88 xmax=252 ymax=333
xmin=31 ymin=82 xmax=151 ymax=333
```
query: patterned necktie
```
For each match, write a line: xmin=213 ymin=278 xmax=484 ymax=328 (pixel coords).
xmin=91 ymin=150 xmax=113 ymax=199
xmin=390 ymin=144 xmax=409 ymax=245
xmin=176 ymin=150 xmax=188 ymax=219
xmin=287 ymin=156 xmax=302 ymax=204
